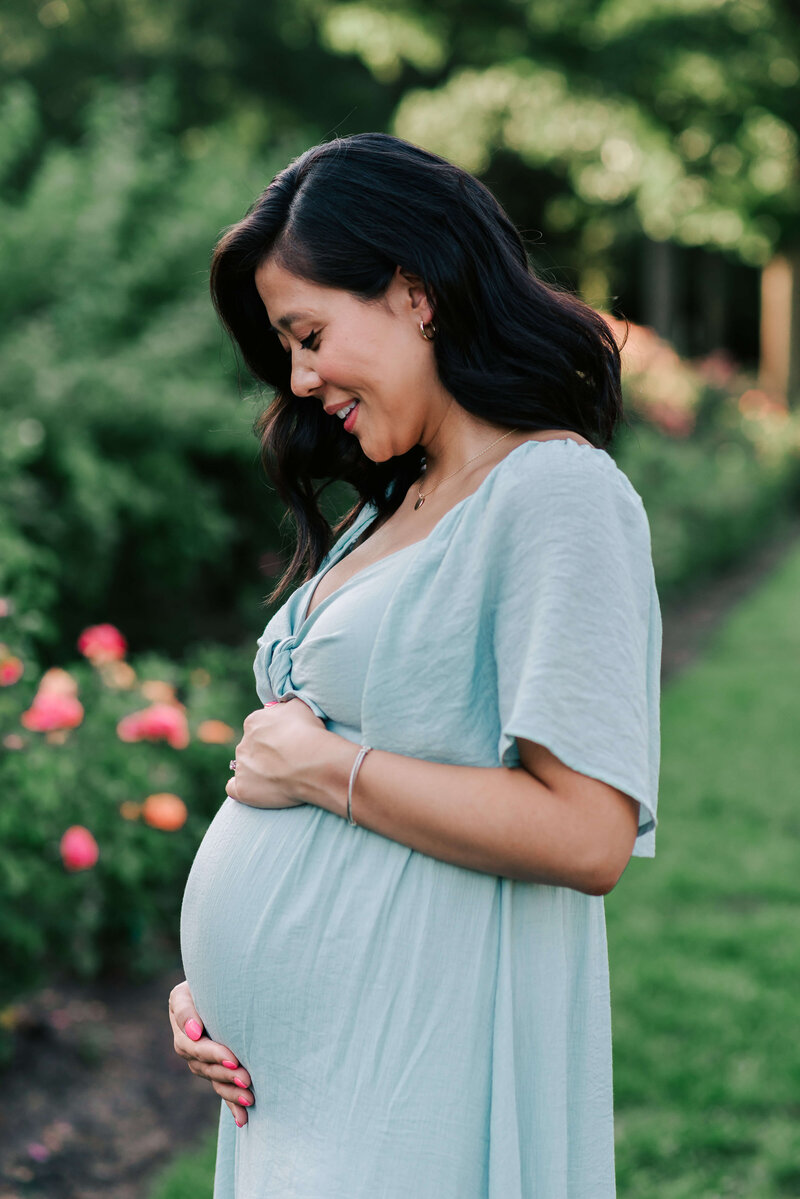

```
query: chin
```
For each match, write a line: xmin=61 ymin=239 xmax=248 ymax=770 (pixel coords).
xmin=358 ymin=422 xmax=416 ymax=465
xmin=358 ymin=433 xmax=392 ymax=464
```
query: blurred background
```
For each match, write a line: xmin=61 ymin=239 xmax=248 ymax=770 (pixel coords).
xmin=0 ymin=1 xmax=798 ymax=1196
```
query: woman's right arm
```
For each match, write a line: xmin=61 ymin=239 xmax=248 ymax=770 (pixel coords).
xmin=168 ymin=980 xmax=255 ymax=1128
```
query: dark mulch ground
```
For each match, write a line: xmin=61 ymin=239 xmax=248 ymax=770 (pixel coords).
xmin=2 ymin=515 xmax=799 ymax=1199
xmin=0 ymin=969 xmax=218 ymax=1199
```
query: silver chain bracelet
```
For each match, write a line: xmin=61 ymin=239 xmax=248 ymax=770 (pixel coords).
xmin=347 ymin=745 xmax=373 ymax=826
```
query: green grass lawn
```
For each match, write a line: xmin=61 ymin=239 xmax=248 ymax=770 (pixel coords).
xmin=148 ymin=1130 xmax=218 ymax=1199
xmin=149 ymin=541 xmax=800 ymax=1199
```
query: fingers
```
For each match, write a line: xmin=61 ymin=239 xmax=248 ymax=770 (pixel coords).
xmin=185 ymin=1056 xmax=255 ymax=1127
xmin=170 ymin=1010 xmax=241 ymax=1075
xmin=211 ymin=1073 xmax=255 ymax=1125
xmin=200 ymin=1057 xmax=254 ymax=1127
xmin=169 ymin=979 xmax=205 ymax=1042
xmin=187 ymin=1058 xmax=252 ymax=1094
xmin=227 ymin=1098 xmax=248 ymax=1128
xmin=169 ymin=992 xmax=212 ymax=1060
xmin=168 ymin=980 xmax=255 ymax=1125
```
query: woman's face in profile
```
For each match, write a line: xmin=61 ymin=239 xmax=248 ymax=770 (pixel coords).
xmin=254 ymin=256 xmax=448 ymax=463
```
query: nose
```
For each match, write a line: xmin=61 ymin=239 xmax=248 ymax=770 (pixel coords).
xmin=290 ymin=359 xmax=323 ymax=398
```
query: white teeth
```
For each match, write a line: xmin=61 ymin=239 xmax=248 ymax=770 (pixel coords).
xmin=336 ymin=401 xmax=358 ymax=420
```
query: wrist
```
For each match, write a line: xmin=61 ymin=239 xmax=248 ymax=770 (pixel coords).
xmin=296 ymin=729 xmax=358 ymax=819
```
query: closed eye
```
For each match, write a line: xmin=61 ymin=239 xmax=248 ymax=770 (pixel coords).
xmin=300 ymin=330 xmax=320 ymax=351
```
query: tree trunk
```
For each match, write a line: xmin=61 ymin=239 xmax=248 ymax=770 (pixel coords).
xmin=643 ymin=237 xmax=678 ymax=348
xmin=759 ymin=250 xmax=800 ymax=405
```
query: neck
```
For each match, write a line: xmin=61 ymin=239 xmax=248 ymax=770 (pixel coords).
xmin=419 ymin=408 xmax=521 ymax=490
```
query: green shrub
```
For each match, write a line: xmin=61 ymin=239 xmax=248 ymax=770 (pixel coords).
xmin=609 ymin=322 xmax=800 ymax=599
xmin=0 ymin=79 xmax=298 ymax=662
xmin=615 ymin=418 xmax=800 ymax=602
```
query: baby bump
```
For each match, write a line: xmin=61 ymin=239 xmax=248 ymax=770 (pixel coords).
xmin=180 ymin=796 xmax=501 ymax=1114
xmin=180 ymin=798 xmax=328 ymax=1048
xmin=179 ymin=798 xmax=405 ymax=1055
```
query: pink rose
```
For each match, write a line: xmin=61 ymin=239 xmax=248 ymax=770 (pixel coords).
xmin=117 ymin=702 xmax=190 ymax=749
xmin=37 ymin=667 xmax=78 ymax=697
xmin=60 ymin=826 xmax=99 ymax=872
xmin=77 ymin=624 xmax=128 ymax=664
xmin=21 ymin=692 xmax=84 ymax=732
xmin=0 ymin=656 xmax=23 ymax=686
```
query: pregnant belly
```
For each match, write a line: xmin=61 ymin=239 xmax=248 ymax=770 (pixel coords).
xmin=180 ymin=796 xmax=501 ymax=1124
xmin=180 ymin=798 xmax=332 ymax=1051
xmin=180 ymin=798 xmax=423 ymax=1056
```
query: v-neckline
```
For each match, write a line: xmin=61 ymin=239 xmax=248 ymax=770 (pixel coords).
xmin=299 ymin=522 xmax=417 ymax=628
xmin=297 ymin=435 xmax=606 ymax=631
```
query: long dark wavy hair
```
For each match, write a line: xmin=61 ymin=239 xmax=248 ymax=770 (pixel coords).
xmin=210 ymin=132 xmax=627 ymax=603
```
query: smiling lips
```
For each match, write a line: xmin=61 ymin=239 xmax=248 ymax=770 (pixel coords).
xmin=335 ymin=400 xmax=358 ymax=422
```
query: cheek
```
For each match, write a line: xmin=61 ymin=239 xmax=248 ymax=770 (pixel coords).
xmin=320 ymin=345 xmax=361 ymax=384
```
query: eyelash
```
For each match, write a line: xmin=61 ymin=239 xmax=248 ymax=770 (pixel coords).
xmin=279 ymin=330 xmax=320 ymax=356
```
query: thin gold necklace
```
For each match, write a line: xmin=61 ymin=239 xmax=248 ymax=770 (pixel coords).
xmin=414 ymin=427 xmax=521 ymax=510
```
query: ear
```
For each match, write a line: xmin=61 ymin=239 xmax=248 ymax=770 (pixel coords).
xmin=395 ymin=266 xmax=435 ymax=325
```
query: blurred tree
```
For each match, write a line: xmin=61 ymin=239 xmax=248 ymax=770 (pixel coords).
xmin=0 ymin=80 xmax=304 ymax=660
xmin=4 ymin=0 xmax=798 ymax=265
xmin=4 ymin=0 xmax=798 ymax=378
xmin=0 ymin=0 xmax=399 ymax=152
xmin=318 ymin=0 xmax=799 ymax=388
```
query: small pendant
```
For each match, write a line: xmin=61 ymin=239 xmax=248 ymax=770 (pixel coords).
xmin=414 ymin=495 xmax=425 ymax=510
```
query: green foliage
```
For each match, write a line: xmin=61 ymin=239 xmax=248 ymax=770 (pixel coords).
xmin=616 ymin=420 xmax=800 ymax=601
xmin=0 ymin=79 xmax=297 ymax=660
xmin=3 ymin=0 xmax=799 ymax=327
xmin=0 ymin=0 xmax=396 ymax=150
xmin=390 ymin=0 xmax=800 ymax=266
xmin=604 ymin=320 xmax=800 ymax=599
xmin=0 ymin=639 xmax=256 ymax=1018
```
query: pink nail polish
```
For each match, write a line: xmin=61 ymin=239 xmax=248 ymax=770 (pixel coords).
xmin=238 ymin=1096 xmax=252 ymax=1106
xmin=234 ymin=1077 xmax=248 ymax=1088
xmin=185 ymin=1019 xmax=203 ymax=1041
xmin=235 ymin=1116 xmax=245 ymax=1127
xmin=222 ymin=1060 xmax=237 ymax=1070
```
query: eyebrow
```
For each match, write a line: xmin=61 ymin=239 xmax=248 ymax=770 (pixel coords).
xmin=269 ymin=311 xmax=314 ymax=333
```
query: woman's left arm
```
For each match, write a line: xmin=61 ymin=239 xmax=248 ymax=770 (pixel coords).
xmin=227 ymin=701 xmax=639 ymax=895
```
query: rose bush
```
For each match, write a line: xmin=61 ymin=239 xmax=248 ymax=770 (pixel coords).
xmin=0 ymin=623 xmax=256 ymax=1054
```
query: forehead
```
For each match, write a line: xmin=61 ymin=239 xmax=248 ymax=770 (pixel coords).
xmin=254 ymin=258 xmax=332 ymax=328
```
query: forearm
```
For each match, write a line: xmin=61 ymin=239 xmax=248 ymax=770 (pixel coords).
xmin=298 ymin=732 xmax=610 ymax=892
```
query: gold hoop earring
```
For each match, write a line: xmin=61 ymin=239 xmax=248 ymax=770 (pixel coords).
xmin=420 ymin=319 xmax=436 ymax=341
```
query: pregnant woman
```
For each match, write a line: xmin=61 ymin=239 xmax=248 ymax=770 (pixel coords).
xmin=171 ymin=132 xmax=662 ymax=1199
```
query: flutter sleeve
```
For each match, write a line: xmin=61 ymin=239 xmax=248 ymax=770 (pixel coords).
xmin=490 ymin=447 xmax=662 ymax=857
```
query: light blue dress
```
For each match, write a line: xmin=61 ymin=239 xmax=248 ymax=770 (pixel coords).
xmin=180 ymin=438 xmax=662 ymax=1199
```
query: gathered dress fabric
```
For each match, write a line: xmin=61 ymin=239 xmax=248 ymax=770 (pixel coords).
xmin=180 ymin=438 xmax=662 ymax=1199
